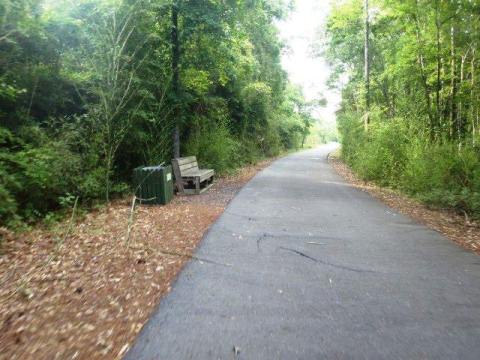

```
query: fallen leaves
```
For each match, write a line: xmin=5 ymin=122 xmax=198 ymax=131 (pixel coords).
xmin=329 ymin=153 xmax=480 ymax=255
xmin=0 ymin=159 xmax=274 ymax=360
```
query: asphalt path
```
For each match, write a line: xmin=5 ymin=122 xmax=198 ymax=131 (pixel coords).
xmin=126 ymin=143 xmax=480 ymax=359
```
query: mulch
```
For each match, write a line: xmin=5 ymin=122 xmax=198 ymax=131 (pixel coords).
xmin=0 ymin=159 xmax=275 ymax=360
xmin=328 ymin=152 xmax=480 ymax=255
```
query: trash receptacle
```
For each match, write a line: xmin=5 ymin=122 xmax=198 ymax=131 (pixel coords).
xmin=133 ymin=165 xmax=174 ymax=205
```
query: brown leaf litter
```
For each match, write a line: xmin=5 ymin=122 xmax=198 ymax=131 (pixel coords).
xmin=0 ymin=159 xmax=274 ymax=360
xmin=328 ymin=151 xmax=480 ymax=255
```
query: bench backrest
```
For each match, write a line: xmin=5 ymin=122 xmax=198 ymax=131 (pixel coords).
xmin=173 ymin=156 xmax=199 ymax=176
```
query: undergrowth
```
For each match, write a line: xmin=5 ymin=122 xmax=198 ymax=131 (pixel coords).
xmin=338 ymin=113 xmax=480 ymax=219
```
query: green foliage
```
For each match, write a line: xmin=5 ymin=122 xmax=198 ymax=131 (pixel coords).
xmin=0 ymin=129 xmax=21 ymax=224
xmin=353 ymin=119 xmax=409 ymax=186
xmin=0 ymin=163 xmax=19 ymax=223
xmin=337 ymin=112 xmax=365 ymax=164
xmin=325 ymin=0 xmax=480 ymax=219
xmin=339 ymin=113 xmax=480 ymax=218
xmin=0 ymin=130 xmax=80 ymax=222
xmin=403 ymin=143 xmax=480 ymax=215
xmin=0 ymin=0 xmax=313 ymax=227
xmin=184 ymin=124 xmax=241 ymax=174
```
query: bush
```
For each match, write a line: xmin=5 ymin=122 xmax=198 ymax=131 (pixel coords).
xmin=11 ymin=142 xmax=82 ymax=220
xmin=0 ymin=169 xmax=19 ymax=223
xmin=259 ymin=121 xmax=283 ymax=157
xmin=353 ymin=119 xmax=409 ymax=186
xmin=78 ymin=166 xmax=107 ymax=200
xmin=338 ymin=113 xmax=409 ymax=186
xmin=233 ymin=138 xmax=263 ymax=165
xmin=338 ymin=110 xmax=480 ymax=218
xmin=184 ymin=123 xmax=242 ymax=174
xmin=276 ymin=117 xmax=302 ymax=151
xmin=0 ymin=128 xmax=20 ymax=223
xmin=402 ymin=143 xmax=480 ymax=216
xmin=0 ymin=126 xmax=86 ymax=223
xmin=337 ymin=111 xmax=365 ymax=164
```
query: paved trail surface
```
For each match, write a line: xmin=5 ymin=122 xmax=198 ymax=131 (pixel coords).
xmin=126 ymin=144 xmax=480 ymax=359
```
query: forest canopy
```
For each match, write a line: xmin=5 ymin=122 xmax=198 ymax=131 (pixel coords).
xmin=0 ymin=0 xmax=317 ymax=226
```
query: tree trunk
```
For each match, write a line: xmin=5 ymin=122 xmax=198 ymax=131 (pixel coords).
xmin=105 ymin=150 xmax=112 ymax=202
xmin=471 ymin=50 xmax=477 ymax=145
xmin=413 ymin=1 xmax=434 ymax=138
xmin=171 ymin=1 xmax=181 ymax=158
xmin=301 ymin=132 xmax=307 ymax=148
xmin=450 ymin=24 xmax=457 ymax=140
xmin=435 ymin=0 xmax=441 ymax=132
xmin=364 ymin=0 xmax=370 ymax=130
xmin=458 ymin=51 xmax=467 ymax=144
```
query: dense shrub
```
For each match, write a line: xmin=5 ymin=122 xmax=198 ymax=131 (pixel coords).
xmin=339 ymin=112 xmax=480 ymax=218
xmin=337 ymin=112 xmax=365 ymax=165
xmin=0 ymin=138 xmax=82 ymax=222
xmin=403 ymin=143 xmax=480 ymax=216
xmin=276 ymin=117 xmax=302 ymax=151
xmin=0 ymin=166 xmax=19 ymax=223
xmin=0 ymin=129 xmax=19 ymax=223
xmin=184 ymin=123 xmax=242 ymax=174
xmin=353 ymin=119 xmax=409 ymax=186
xmin=0 ymin=125 xmax=109 ymax=225
xmin=233 ymin=138 xmax=264 ymax=166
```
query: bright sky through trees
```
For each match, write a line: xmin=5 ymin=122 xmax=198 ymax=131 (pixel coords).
xmin=278 ymin=0 xmax=340 ymax=123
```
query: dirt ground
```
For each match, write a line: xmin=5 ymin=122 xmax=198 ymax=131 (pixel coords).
xmin=328 ymin=152 xmax=480 ymax=255
xmin=0 ymin=159 xmax=274 ymax=360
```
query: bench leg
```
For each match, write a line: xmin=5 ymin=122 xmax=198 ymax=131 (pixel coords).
xmin=195 ymin=178 xmax=200 ymax=195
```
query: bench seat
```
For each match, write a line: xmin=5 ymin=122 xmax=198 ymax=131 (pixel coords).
xmin=182 ymin=169 xmax=215 ymax=182
xmin=172 ymin=156 xmax=215 ymax=195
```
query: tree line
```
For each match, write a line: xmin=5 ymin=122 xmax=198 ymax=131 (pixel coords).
xmin=323 ymin=0 xmax=480 ymax=218
xmin=0 ymin=0 xmax=315 ymax=227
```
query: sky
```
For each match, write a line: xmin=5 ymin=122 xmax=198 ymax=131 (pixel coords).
xmin=277 ymin=0 xmax=340 ymax=124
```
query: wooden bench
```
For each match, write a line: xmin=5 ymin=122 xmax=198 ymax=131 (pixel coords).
xmin=172 ymin=156 xmax=214 ymax=195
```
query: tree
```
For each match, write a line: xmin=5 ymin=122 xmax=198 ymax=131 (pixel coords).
xmin=322 ymin=0 xmax=480 ymax=218
xmin=0 ymin=0 xmax=311 ymax=225
xmin=82 ymin=2 xmax=146 ymax=201
xmin=364 ymin=0 xmax=370 ymax=130
xmin=171 ymin=0 xmax=180 ymax=158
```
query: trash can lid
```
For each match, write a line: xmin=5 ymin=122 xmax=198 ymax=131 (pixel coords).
xmin=142 ymin=165 xmax=163 ymax=171
xmin=135 ymin=162 xmax=166 ymax=171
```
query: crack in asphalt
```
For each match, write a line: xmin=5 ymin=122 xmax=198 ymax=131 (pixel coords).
xmin=255 ymin=232 xmax=343 ymax=253
xmin=277 ymin=246 xmax=376 ymax=274
xmin=256 ymin=233 xmax=270 ymax=252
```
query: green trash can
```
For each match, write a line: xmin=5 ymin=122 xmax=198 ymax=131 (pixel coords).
xmin=133 ymin=165 xmax=174 ymax=205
